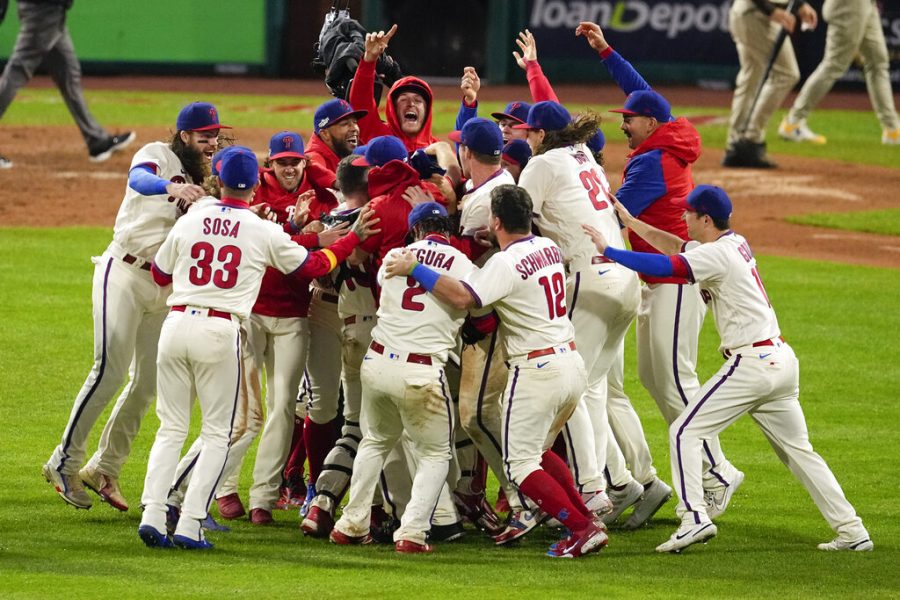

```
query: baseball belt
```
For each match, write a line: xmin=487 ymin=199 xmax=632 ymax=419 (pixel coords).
xmin=369 ymin=341 xmax=432 ymax=365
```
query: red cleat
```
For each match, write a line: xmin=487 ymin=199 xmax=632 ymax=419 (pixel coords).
xmin=396 ymin=539 xmax=433 ymax=554
xmin=216 ymin=493 xmax=246 ymax=520
xmin=300 ymin=505 xmax=335 ymax=538
xmin=329 ymin=528 xmax=373 ymax=545
xmin=547 ymin=520 xmax=608 ymax=558
xmin=249 ymin=508 xmax=273 ymax=525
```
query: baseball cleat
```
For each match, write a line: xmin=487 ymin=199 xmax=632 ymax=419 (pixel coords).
xmin=165 ymin=504 xmax=181 ymax=536
xmin=396 ymin=539 xmax=434 ymax=554
xmin=452 ymin=491 xmax=505 ymax=536
xmin=655 ymin=521 xmax=717 ymax=553
xmin=493 ymin=509 xmax=548 ymax=545
xmin=883 ymin=128 xmax=900 ymax=146
xmin=427 ymin=521 xmax=465 ymax=543
xmin=138 ymin=525 xmax=174 ymax=549
xmin=79 ymin=465 xmax=129 ymax=512
xmin=778 ymin=118 xmax=826 ymax=144
xmin=582 ymin=490 xmax=614 ymax=519
xmin=249 ymin=508 xmax=274 ymax=525
xmin=89 ymin=131 xmax=136 ymax=162
xmin=301 ymin=504 xmax=335 ymax=538
xmin=274 ymin=486 xmax=292 ymax=511
xmin=216 ymin=493 xmax=246 ymax=520
xmin=547 ymin=520 xmax=608 ymax=558
xmin=299 ymin=483 xmax=316 ymax=518
xmin=201 ymin=514 xmax=231 ymax=532
xmin=817 ymin=537 xmax=874 ymax=552
xmin=42 ymin=463 xmax=92 ymax=509
xmin=329 ymin=528 xmax=373 ymax=545
xmin=602 ymin=479 xmax=643 ymax=525
xmin=623 ymin=478 xmax=673 ymax=530
xmin=704 ymin=470 xmax=744 ymax=520
xmin=173 ymin=534 xmax=214 ymax=550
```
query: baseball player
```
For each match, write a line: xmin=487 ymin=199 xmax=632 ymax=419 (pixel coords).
xmin=499 ymin=140 xmax=531 ymax=183
xmin=780 ymin=0 xmax=900 ymax=145
xmin=137 ymin=147 xmax=378 ymax=549
xmin=329 ymin=202 xmax=472 ymax=554
xmin=43 ymin=101 xmax=225 ymax=511
xmin=304 ymin=98 xmax=368 ymax=189
xmin=387 ymin=184 xmax=608 ymax=559
xmin=583 ymin=185 xmax=873 ymax=554
xmin=577 ymin=22 xmax=745 ymax=517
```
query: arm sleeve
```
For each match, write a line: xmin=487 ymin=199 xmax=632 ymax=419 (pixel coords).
xmin=598 ymin=47 xmax=652 ymax=95
xmin=525 ymin=60 xmax=560 ymax=103
xmin=292 ymin=231 xmax=362 ymax=280
xmin=150 ymin=263 xmax=172 ymax=287
xmin=348 ymin=59 xmax=390 ymax=142
xmin=602 ymin=247 xmax=678 ymax=278
xmin=614 ymin=151 xmax=667 ymax=217
xmin=290 ymin=232 xmax=322 ymax=248
xmin=455 ymin=99 xmax=478 ymax=131
xmin=128 ymin=165 xmax=170 ymax=196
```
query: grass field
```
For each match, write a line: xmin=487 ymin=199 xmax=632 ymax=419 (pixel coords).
xmin=2 ymin=89 xmax=899 ymax=598
xmin=787 ymin=208 xmax=900 ymax=237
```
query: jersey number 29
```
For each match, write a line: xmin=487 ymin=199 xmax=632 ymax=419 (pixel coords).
xmin=579 ymin=168 xmax=610 ymax=211
xmin=189 ymin=242 xmax=242 ymax=289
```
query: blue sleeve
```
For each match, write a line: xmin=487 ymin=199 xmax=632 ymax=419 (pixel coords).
xmin=128 ymin=165 xmax=170 ymax=196
xmin=455 ymin=100 xmax=477 ymax=132
xmin=601 ymin=50 xmax=651 ymax=96
xmin=603 ymin=247 xmax=673 ymax=277
xmin=615 ymin=151 xmax=667 ymax=217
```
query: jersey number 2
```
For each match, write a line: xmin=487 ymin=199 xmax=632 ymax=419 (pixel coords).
xmin=579 ymin=168 xmax=610 ymax=211
xmin=189 ymin=242 xmax=241 ymax=289
xmin=538 ymin=272 xmax=566 ymax=319
xmin=401 ymin=277 xmax=426 ymax=312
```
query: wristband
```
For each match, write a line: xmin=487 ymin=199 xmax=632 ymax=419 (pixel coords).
xmin=411 ymin=263 xmax=440 ymax=292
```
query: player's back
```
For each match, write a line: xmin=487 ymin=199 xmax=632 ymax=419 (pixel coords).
xmin=374 ymin=238 xmax=474 ymax=361
xmin=158 ymin=200 xmax=308 ymax=320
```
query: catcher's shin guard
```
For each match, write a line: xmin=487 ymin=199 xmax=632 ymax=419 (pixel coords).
xmin=313 ymin=419 xmax=362 ymax=503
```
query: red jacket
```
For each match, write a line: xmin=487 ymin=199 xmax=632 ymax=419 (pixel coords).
xmin=304 ymin=134 xmax=340 ymax=190
xmin=349 ymin=59 xmax=438 ymax=152
xmin=358 ymin=160 xmax=421 ymax=265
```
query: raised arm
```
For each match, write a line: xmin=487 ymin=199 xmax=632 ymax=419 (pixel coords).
xmin=575 ymin=22 xmax=651 ymax=95
xmin=513 ymin=30 xmax=559 ymax=103
xmin=348 ymin=25 xmax=397 ymax=142
xmin=456 ymin=66 xmax=480 ymax=131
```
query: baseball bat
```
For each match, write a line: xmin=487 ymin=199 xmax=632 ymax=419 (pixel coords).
xmin=738 ymin=0 xmax=798 ymax=136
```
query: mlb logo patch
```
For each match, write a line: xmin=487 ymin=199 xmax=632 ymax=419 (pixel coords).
xmin=388 ymin=353 xmax=400 ymax=361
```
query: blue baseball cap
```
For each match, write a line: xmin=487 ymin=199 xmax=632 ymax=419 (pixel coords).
xmin=211 ymin=145 xmax=239 ymax=177
xmin=408 ymin=201 xmax=448 ymax=230
xmin=314 ymin=99 xmax=368 ymax=134
xmin=269 ymin=131 xmax=306 ymax=160
xmin=513 ymin=101 xmax=572 ymax=131
xmin=675 ymin=185 xmax=733 ymax=221
xmin=176 ymin=102 xmax=231 ymax=132
xmin=587 ymin=128 xmax=606 ymax=153
xmin=491 ymin=101 xmax=532 ymax=125
xmin=351 ymin=135 xmax=408 ymax=167
xmin=449 ymin=117 xmax=503 ymax=157
xmin=500 ymin=139 xmax=531 ymax=167
xmin=219 ymin=147 xmax=259 ymax=190
xmin=610 ymin=90 xmax=673 ymax=123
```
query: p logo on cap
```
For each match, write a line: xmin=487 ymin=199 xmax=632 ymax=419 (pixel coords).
xmin=176 ymin=101 xmax=232 ymax=132
xmin=512 ymin=101 xmax=572 ymax=131
xmin=491 ymin=101 xmax=532 ymax=125
xmin=269 ymin=131 xmax=306 ymax=160
xmin=313 ymin=99 xmax=368 ymax=135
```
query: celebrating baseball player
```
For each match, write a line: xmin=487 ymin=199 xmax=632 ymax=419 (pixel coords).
xmin=583 ymin=186 xmax=873 ymax=553
xmin=43 ymin=101 xmax=226 ymax=512
xmin=304 ymin=98 xmax=368 ymax=189
xmin=386 ymin=184 xmax=608 ymax=558
xmin=137 ymin=147 xmax=379 ymax=549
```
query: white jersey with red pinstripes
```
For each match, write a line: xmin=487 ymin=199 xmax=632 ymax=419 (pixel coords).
xmin=461 ymin=235 xmax=575 ymax=358
xmin=154 ymin=199 xmax=309 ymax=320
xmin=112 ymin=142 xmax=194 ymax=259
xmin=518 ymin=144 xmax=626 ymax=265
xmin=680 ymin=232 xmax=781 ymax=353
xmin=374 ymin=236 xmax=473 ymax=362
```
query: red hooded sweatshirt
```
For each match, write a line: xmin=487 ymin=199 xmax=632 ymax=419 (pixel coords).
xmin=304 ymin=133 xmax=341 ymax=190
xmin=358 ymin=159 xmax=422 ymax=265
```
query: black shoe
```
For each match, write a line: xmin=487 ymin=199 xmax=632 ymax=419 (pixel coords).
xmin=427 ymin=521 xmax=465 ymax=542
xmin=721 ymin=139 xmax=777 ymax=169
xmin=89 ymin=131 xmax=136 ymax=163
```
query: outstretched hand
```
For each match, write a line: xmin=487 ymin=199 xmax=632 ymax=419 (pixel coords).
xmin=350 ymin=205 xmax=382 ymax=241
xmin=384 ymin=248 xmax=417 ymax=279
xmin=575 ymin=22 xmax=610 ymax=53
xmin=582 ymin=223 xmax=610 ymax=253
xmin=512 ymin=29 xmax=538 ymax=70
xmin=364 ymin=24 xmax=398 ymax=62
xmin=292 ymin=189 xmax=315 ymax=228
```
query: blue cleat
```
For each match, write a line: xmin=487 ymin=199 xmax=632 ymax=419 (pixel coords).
xmin=201 ymin=514 xmax=231 ymax=532
xmin=299 ymin=483 xmax=316 ymax=518
xmin=173 ymin=534 xmax=214 ymax=550
xmin=165 ymin=504 xmax=180 ymax=535
xmin=138 ymin=525 xmax=174 ymax=549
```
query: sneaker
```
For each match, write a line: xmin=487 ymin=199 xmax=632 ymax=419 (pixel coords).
xmin=396 ymin=539 xmax=433 ymax=554
xmin=79 ymin=465 xmax=129 ymax=512
xmin=493 ymin=509 xmax=548 ymax=546
xmin=216 ymin=493 xmax=246 ymax=520
xmin=301 ymin=504 xmax=335 ymax=538
xmin=778 ymin=118 xmax=826 ymax=144
xmin=655 ymin=521 xmax=717 ymax=553
xmin=173 ymin=534 xmax=214 ymax=550
xmin=602 ymin=479 xmax=644 ymax=525
xmin=452 ymin=491 xmax=505 ymax=536
xmin=582 ymin=490 xmax=614 ymax=519
xmin=427 ymin=521 xmax=465 ymax=542
xmin=817 ymin=537 xmax=874 ymax=552
xmin=138 ymin=525 xmax=173 ymax=549
xmin=883 ymin=128 xmax=900 ymax=145
xmin=722 ymin=139 xmax=777 ymax=169
xmin=705 ymin=470 xmax=744 ymax=520
xmin=0 ymin=155 xmax=12 ymax=169
xmin=623 ymin=478 xmax=673 ymax=530
xmin=329 ymin=528 xmax=373 ymax=545
xmin=299 ymin=483 xmax=316 ymax=518
xmin=547 ymin=520 xmax=608 ymax=558
xmin=42 ymin=463 xmax=92 ymax=509
xmin=89 ymin=131 xmax=136 ymax=162
xmin=249 ymin=507 xmax=273 ymax=525
xmin=201 ymin=514 xmax=231 ymax=532
xmin=165 ymin=504 xmax=181 ymax=536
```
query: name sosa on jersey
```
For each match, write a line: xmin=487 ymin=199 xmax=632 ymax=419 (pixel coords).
xmin=202 ymin=217 xmax=241 ymax=238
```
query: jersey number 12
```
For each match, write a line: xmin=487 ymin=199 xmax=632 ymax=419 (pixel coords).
xmin=538 ymin=272 xmax=566 ymax=319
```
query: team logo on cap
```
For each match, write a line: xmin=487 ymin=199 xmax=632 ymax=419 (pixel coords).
xmin=208 ymin=107 xmax=218 ymax=122
xmin=510 ymin=102 xmax=521 ymax=111
xmin=282 ymin=135 xmax=293 ymax=149
xmin=318 ymin=117 xmax=330 ymax=129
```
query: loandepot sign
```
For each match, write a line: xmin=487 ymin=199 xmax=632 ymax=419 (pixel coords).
xmin=529 ymin=0 xmax=730 ymax=39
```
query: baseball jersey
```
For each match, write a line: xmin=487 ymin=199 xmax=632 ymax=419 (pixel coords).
xmin=458 ymin=169 xmax=515 ymax=266
xmin=518 ymin=145 xmax=626 ymax=266
xmin=678 ymin=232 xmax=780 ymax=353
xmin=374 ymin=236 xmax=474 ymax=361
xmin=112 ymin=142 xmax=193 ymax=259
xmin=461 ymin=235 xmax=575 ymax=357
xmin=154 ymin=199 xmax=310 ymax=320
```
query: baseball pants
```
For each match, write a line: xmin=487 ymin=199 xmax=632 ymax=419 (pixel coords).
xmin=727 ymin=0 xmax=801 ymax=144
xmin=48 ymin=252 xmax=167 ymax=477
xmin=670 ymin=341 xmax=868 ymax=540
xmin=334 ymin=350 xmax=454 ymax=546
xmin=303 ymin=292 xmax=343 ymax=425
xmin=637 ymin=283 xmax=740 ymax=490
xmin=788 ymin=0 xmax=899 ymax=131
xmin=140 ymin=308 xmax=241 ymax=541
